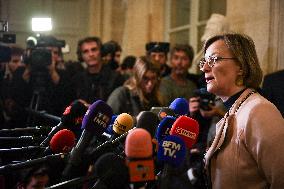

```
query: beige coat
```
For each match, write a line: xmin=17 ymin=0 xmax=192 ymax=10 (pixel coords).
xmin=205 ymin=88 xmax=284 ymax=189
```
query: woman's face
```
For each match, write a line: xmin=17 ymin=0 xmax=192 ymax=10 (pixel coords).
xmin=201 ymin=39 xmax=243 ymax=101
xmin=140 ymin=70 xmax=158 ymax=95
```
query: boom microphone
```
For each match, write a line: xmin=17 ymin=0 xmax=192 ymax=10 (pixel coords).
xmin=62 ymin=100 xmax=113 ymax=180
xmin=170 ymin=116 xmax=199 ymax=149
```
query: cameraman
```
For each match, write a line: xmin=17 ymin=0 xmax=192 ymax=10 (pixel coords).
xmin=7 ymin=35 xmax=74 ymax=128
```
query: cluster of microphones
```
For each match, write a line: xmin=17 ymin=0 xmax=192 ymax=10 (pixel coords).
xmin=0 ymin=98 xmax=207 ymax=189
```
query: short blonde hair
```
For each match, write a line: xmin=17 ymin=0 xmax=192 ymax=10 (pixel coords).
xmin=203 ymin=33 xmax=263 ymax=89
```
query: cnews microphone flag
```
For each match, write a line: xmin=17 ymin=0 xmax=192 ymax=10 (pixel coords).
xmin=170 ymin=116 xmax=199 ymax=149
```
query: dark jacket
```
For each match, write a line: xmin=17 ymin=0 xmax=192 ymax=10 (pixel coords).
xmin=262 ymin=70 xmax=284 ymax=117
xmin=72 ymin=64 xmax=124 ymax=104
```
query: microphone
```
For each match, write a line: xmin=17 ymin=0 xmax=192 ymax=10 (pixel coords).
xmin=91 ymin=153 xmax=129 ymax=189
xmin=136 ymin=111 xmax=160 ymax=138
xmin=111 ymin=113 xmax=134 ymax=139
xmin=0 ymin=126 xmax=50 ymax=137
xmin=170 ymin=116 xmax=199 ymax=149
xmin=0 ymin=153 xmax=68 ymax=174
xmin=155 ymin=116 xmax=176 ymax=142
xmin=49 ymin=129 xmax=76 ymax=154
xmin=158 ymin=107 xmax=176 ymax=120
xmin=0 ymin=146 xmax=46 ymax=156
xmin=0 ymin=136 xmax=44 ymax=148
xmin=40 ymin=99 xmax=88 ymax=147
xmin=25 ymin=108 xmax=61 ymax=123
xmin=169 ymin=98 xmax=189 ymax=116
xmin=157 ymin=135 xmax=186 ymax=167
xmin=104 ymin=114 xmax=118 ymax=135
xmin=62 ymin=100 xmax=113 ymax=180
xmin=157 ymin=135 xmax=189 ymax=189
xmin=125 ymin=128 xmax=155 ymax=183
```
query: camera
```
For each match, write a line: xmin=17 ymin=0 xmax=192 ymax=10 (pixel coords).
xmin=24 ymin=35 xmax=65 ymax=93
xmin=193 ymin=88 xmax=215 ymax=111
xmin=25 ymin=35 xmax=66 ymax=67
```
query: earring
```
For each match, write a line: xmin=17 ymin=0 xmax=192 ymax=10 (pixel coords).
xmin=236 ymin=76 xmax=244 ymax=86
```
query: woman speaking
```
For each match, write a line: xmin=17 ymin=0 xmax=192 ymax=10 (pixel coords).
xmin=201 ymin=33 xmax=284 ymax=188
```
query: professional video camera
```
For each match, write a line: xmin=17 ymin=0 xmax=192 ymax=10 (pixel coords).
xmin=193 ymin=88 xmax=216 ymax=111
xmin=24 ymin=35 xmax=65 ymax=93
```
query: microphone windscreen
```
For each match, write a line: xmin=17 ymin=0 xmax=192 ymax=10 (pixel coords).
xmin=158 ymin=107 xmax=176 ymax=120
xmin=170 ymin=116 xmax=199 ymax=149
xmin=49 ymin=129 xmax=76 ymax=153
xmin=157 ymin=135 xmax=186 ymax=167
xmin=94 ymin=153 xmax=129 ymax=189
xmin=61 ymin=99 xmax=88 ymax=126
xmin=169 ymin=98 xmax=189 ymax=116
xmin=136 ymin=111 xmax=159 ymax=138
xmin=155 ymin=116 xmax=176 ymax=142
xmin=125 ymin=128 xmax=152 ymax=158
xmin=113 ymin=113 xmax=134 ymax=135
xmin=81 ymin=100 xmax=113 ymax=135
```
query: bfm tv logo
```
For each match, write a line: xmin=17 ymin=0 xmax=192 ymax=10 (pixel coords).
xmin=162 ymin=140 xmax=181 ymax=158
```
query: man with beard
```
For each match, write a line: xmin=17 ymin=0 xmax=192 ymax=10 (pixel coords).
xmin=73 ymin=36 xmax=124 ymax=104
xmin=159 ymin=44 xmax=200 ymax=106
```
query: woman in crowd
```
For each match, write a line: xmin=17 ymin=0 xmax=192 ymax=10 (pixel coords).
xmin=201 ymin=33 xmax=284 ymax=188
xmin=107 ymin=56 xmax=162 ymax=116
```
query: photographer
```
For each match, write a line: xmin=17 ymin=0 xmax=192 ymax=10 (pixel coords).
xmin=7 ymin=35 xmax=74 ymax=128
xmin=0 ymin=45 xmax=25 ymax=128
xmin=188 ymin=88 xmax=226 ymax=150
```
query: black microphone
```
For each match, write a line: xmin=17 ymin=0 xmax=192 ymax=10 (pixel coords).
xmin=0 ymin=126 xmax=50 ymax=137
xmin=136 ymin=111 xmax=160 ymax=138
xmin=0 ymin=146 xmax=46 ymax=155
xmin=25 ymin=108 xmax=61 ymax=123
xmin=62 ymin=100 xmax=113 ymax=180
xmin=0 ymin=153 xmax=68 ymax=174
xmin=91 ymin=153 xmax=129 ymax=189
xmin=0 ymin=136 xmax=44 ymax=146
xmin=40 ymin=99 xmax=88 ymax=147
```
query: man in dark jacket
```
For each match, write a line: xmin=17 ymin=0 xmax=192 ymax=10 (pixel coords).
xmin=73 ymin=36 xmax=124 ymax=104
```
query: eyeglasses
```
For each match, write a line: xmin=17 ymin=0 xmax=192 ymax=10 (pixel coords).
xmin=199 ymin=56 xmax=237 ymax=70
xmin=142 ymin=75 xmax=158 ymax=83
